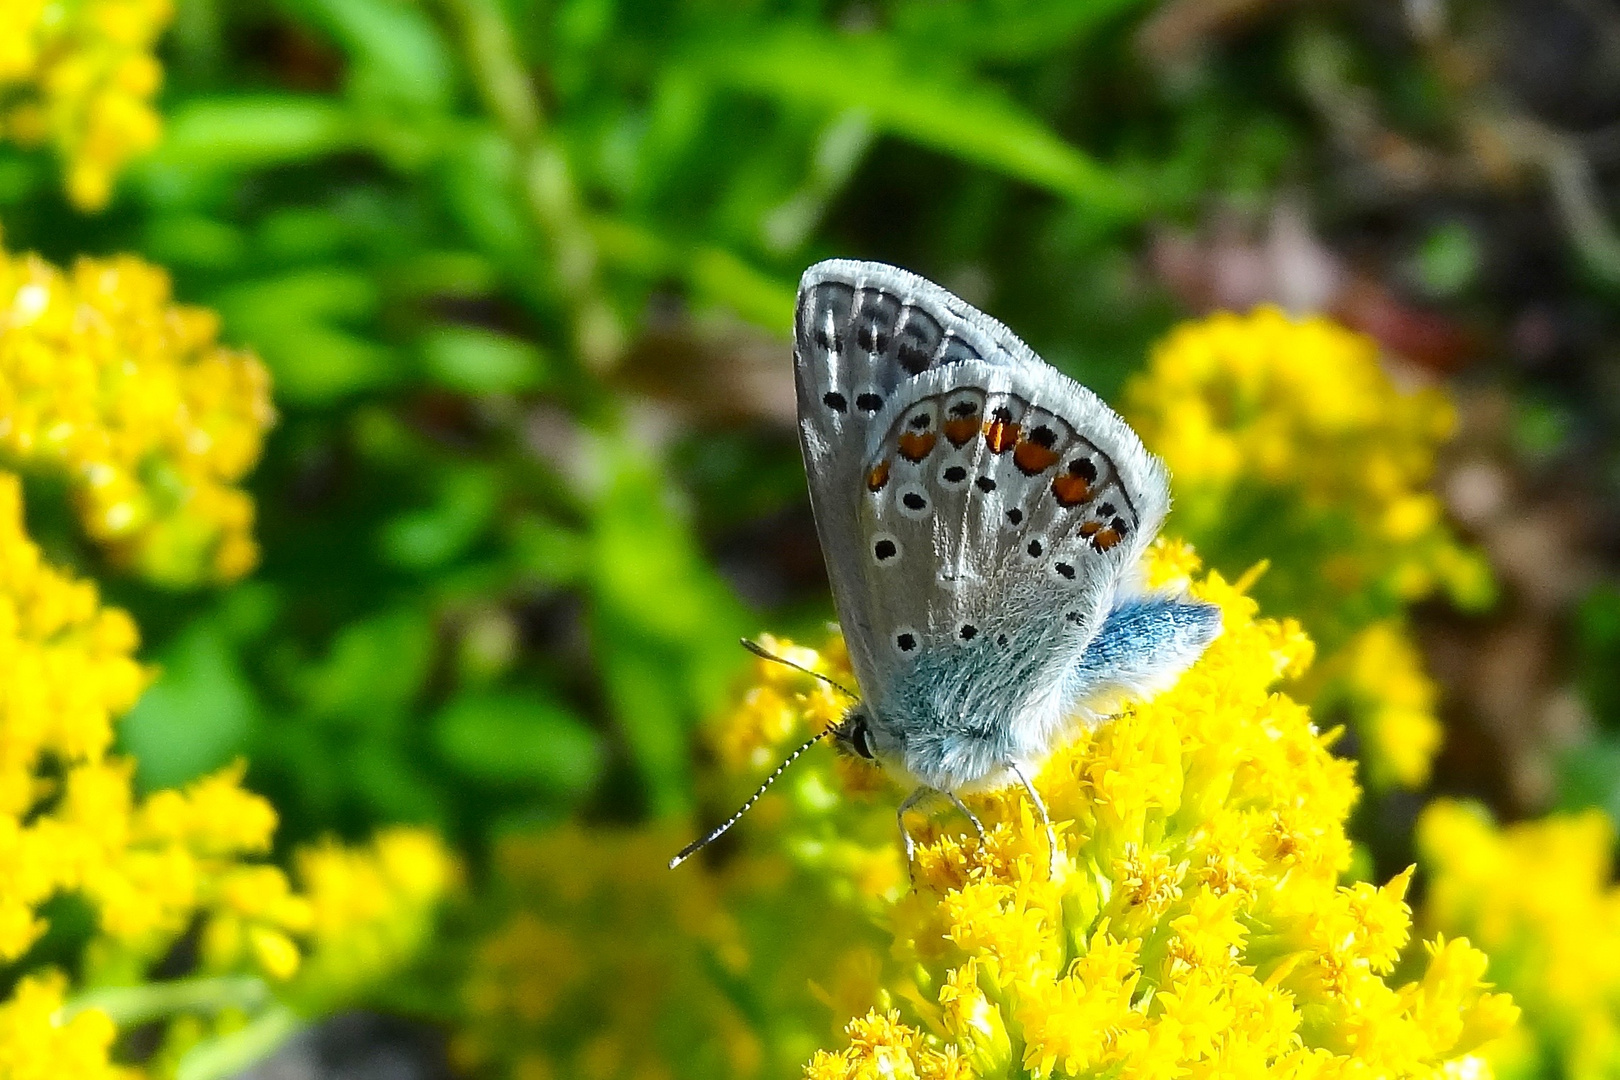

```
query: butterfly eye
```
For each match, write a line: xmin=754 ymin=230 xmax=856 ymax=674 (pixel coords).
xmin=852 ymin=719 xmax=875 ymax=760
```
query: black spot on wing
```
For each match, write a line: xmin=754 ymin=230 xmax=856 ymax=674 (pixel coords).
xmin=895 ymin=307 xmax=943 ymax=375
xmin=801 ymin=281 xmax=855 ymax=354
xmin=854 ymin=289 xmax=901 ymax=353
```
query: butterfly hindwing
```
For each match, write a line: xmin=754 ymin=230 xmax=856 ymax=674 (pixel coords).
xmin=851 ymin=361 xmax=1169 ymax=775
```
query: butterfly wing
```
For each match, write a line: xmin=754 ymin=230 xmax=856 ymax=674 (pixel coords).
xmin=850 ymin=359 xmax=1173 ymax=788
xmin=794 ymin=260 xmax=1037 ymax=695
xmin=795 ymin=259 xmax=1192 ymax=793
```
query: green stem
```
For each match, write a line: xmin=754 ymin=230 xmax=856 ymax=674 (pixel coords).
xmin=175 ymin=1003 xmax=305 ymax=1080
xmin=444 ymin=0 xmax=624 ymax=371
xmin=61 ymin=975 xmax=270 ymax=1027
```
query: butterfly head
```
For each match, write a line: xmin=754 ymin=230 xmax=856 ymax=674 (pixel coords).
xmin=833 ymin=707 xmax=883 ymax=763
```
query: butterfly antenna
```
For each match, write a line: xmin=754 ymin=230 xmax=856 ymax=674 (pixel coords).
xmin=740 ymin=638 xmax=858 ymax=700
xmin=669 ymin=727 xmax=832 ymax=869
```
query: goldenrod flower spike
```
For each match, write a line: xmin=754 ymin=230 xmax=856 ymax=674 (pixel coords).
xmin=0 ymin=239 xmax=274 ymax=585
xmin=0 ymin=0 xmax=172 ymax=210
xmin=734 ymin=542 xmax=1517 ymax=1078
xmin=1419 ymin=800 xmax=1620 ymax=1078
xmin=1127 ymin=307 xmax=1489 ymax=791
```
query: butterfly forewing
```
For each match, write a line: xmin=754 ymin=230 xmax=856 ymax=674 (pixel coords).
xmin=795 ymin=260 xmax=1034 ymax=690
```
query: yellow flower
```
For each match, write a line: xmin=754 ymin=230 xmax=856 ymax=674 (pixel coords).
xmin=1417 ymin=800 xmax=1620 ymax=1080
xmin=1316 ymin=623 xmax=1443 ymax=790
xmin=0 ymin=240 xmax=275 ymax=585
xmin=1126 ymin=308 xmax=1487 ymax=790
xmin=0 ymin=467 xmax=452 ymax=1070
xmin=454 ymin=825 xmax=770 ymax=1080
xmin=0 ymin=0 xmax=172 ymax=210
xmin=0 ymin=973 xmax=130 ymax=1080
xmin=729 ymin=542 xmax=1514 ymax=1078
xmin=285 ymin=827 xmax=458 ymax=1006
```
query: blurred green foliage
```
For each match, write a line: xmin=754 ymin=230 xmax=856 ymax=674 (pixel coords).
xmin=1 ymin=0 xmax=1323 ymax=860
xmin=14 ymin=0 xmax=1620 ymax=1073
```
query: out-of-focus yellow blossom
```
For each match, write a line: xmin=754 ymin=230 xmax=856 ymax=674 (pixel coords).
xmin=1127 ymin=308 xmax=1488 ymax=790
xmin=1317 ymin=622 xmax=1443 ymax=789
xmin=1418 ymin=800 xmax=1620 ymax=1080
xmin=0 ymin=239 xmax=274 ymax=585
xmin=0 ymin=0 xmax=171 ymax=210
xmin=286 ymin=827 xmax=458 ymax=1008
xmin=454 ymin=825 xmax=765 ymax=1080
xmin=766 ymin=541 xmax=1518 ymax=1078
xmin=0 ymin=973 xmax=129 ymax=1080
xmin=0 ymin=468 xmax=453 ymax=1075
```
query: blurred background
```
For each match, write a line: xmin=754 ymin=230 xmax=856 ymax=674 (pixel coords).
xmin=4 ymin=0 xmax=1620 ymax=1077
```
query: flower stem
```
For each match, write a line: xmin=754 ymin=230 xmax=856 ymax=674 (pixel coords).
xmin=175 ymin=1003 xmax=304 ymax=1080
xmin=443 ymin=0 xmax=624 ymax=371
xmin=60 ymin=974 xmax=271 ymax=1027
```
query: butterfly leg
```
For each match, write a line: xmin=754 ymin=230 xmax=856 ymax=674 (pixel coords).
xmin=947 ymin=793 xmax=988 ymax=843
xmin=896 ymin=786 xmax=933 ymax=880
xmin=1008 ymin=762 xmax=1059 ymax=879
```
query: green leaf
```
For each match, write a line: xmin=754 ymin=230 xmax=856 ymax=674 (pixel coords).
xmin=380 ymin=467 xmax=499 ymax=570
xmin=214 ymin=268 xmax=397 ymax=404
xmin=510 ymin=514 xmax=586 ymax=586
xmin=143 ymin=214 xmax=248 ymax=270
xmin=592 ymin=217 xmax=796 ymax=333
xmin=302 ymin=607 xmax=435 ymax=720
xmin=286 ymin=0 xmax=456 ymax=112
xmin=892 ymin=0 xmax=1151 ymax=61
xmin=122 ymin=622 xmax=260 ymax=791
xmin=152 ymin=96 xmax=358 ymax=171
xmin=438 ymin=125 xmax=535 ymax=270
xmin=695 ymin=27 xmax=1141 ymax=215
xmin=433 ymin=690 xmax=603 ymax=791
xmin=588 ymin=450 xmax=751 ymax=815
xmin=419 ymin=325 xmax=548 ymax=393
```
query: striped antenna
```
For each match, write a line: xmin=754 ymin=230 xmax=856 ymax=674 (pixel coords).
xmin=668 ymin=727 xmax=833 ymax=869
xmin=739 ymin=638 xmax=858 ymax=700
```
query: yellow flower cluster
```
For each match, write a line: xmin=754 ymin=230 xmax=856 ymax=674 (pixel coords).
xmin=1126 ymin=309 xmax=1486 ymax=790
xmin=454 ymin=826 xmax=764 ymax=1080
xmin=0 ymin=469 xmax=455 ymax=1077
xmin=1418 ymin=801 xmax=1620 ymax=1080
xmin=748 ymin=543 xmax=1517 ymax=1079
xmin=0 ymin=0 xmax=171 ymax=210
xmin=287 ymin=827 xmax=459 ymax=1008
xmin=1316 ymin=623 xmax=1443 ymax=790
xmin=0 ymin=466 xmax=226 ymax=961
xmin=0 ymin=240 xmax=274 ymax=585
xmin=0 ymin=974 xmax=129 ymax=1080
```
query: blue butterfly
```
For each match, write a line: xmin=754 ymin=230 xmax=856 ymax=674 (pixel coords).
xmin=674 ymin=261 xmax=1220 ymax=875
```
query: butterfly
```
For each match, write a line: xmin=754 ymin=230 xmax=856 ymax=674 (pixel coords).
xmin=672 ymin=260 xmax=1220 ymax=875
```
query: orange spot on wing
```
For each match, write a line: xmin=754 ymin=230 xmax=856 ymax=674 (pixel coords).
xmin=1013 ymin=441 xmax=1060 ymax=475
xmin=1079 ymin=520 xmax=1103 ymax=537
xmin=867 ymin=461 xmax=891 ymax=492
xmin=1091 ymin=527 xmax=1121 ymax=551
xmin=898 ymin=431 xmax=937 ymax=462
xmin=1052 ymin=475 xmax=1093 ymax=506
xmin=984 ymin=419 xmax=1019 ymax=453
xmin=943 ymin=416 xmax=979 ymax=447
